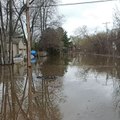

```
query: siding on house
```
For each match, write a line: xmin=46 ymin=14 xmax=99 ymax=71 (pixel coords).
xmin=18 ymin=40 xmax=26 ymax=56
xmin=0 ymin=37 xmax=26 ymax=57
xmin=13 ymin=44 xmax=18 ymax=57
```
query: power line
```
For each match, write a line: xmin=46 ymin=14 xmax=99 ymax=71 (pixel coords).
xmin=30 ymin=0 xmax=117 ymax=8
xmin=1 ymin=0 xmax=117 ymax=9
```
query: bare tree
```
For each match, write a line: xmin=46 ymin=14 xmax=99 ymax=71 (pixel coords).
xmin=32 ymin=0 xmax=62 ymax=41
xmin=0 ymin=0 xmax=63 ymax=64
xmin=0 ymin=0 xmax=9 ymax=64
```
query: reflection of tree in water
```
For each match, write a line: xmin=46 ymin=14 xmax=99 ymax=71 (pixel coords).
xmin=40 ymin=56 xmax=69 ymax=76
xmin=113 ymin=79 xmax=120 ymax=116
xmin=69 ymin=53 xmax=120 ymax=115
xmin=0 ymin=64 xmax=65 ymax=120
xmin=75 ymin=67 xmax=90 ymax=82
xmin=33 ymin=78 xmax=64 ymax=120
xmin=70 ymin=54 xmax=120 ymax=79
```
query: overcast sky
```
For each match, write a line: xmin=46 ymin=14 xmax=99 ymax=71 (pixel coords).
xmin=58 ymin=0 xmax=119 ymax=36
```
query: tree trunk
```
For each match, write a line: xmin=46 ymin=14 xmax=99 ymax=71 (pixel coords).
xmin=0 ymin=28 xmax=5 ymax=64
xmin=0 ymin=1 xmax=9 ymax=65
xmin=9 ymin=0 xmax=13 ymax=64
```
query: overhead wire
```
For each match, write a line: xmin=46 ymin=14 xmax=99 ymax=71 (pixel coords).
xmin=0 ymin=0 xmax=117 ymax=9
xmin=30 ymin=0 xmax=117 ymax=8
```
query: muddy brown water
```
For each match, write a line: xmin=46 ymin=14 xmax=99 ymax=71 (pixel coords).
xmin=0 ymin=54 xmax=120 ymax=120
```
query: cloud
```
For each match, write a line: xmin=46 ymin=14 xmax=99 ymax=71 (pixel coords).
xmin=58 ymin=0 xmax=119 ymax=35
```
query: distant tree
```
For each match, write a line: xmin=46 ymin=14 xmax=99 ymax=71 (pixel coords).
xmin=56 ymin=27 xmax=64 ymax=49
xmin=62 ymin=31 xmax=70 ymax=48
xmin=113 ymin=7 xmax=120 ymax=29
xmin=113 ymin=7 xmax=120 ymax=55
xmin=32 ymin=41 xmax=40 ymax=51
xmin=71 ymin=29 xmax=112 ymax=54
xmin=70 ymin=36 xmax=81 ymax=46
xmin=40 ymin=27 xmax=61 ymax=54
xmin=55 ymin=27 xmax=70 ymax=48
xmin=40 ymin=27 xmax=71 ymax=54
xmin=74 ymin=25 xmax=89 ymax=39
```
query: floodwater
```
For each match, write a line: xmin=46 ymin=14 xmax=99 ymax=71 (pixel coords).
xmin=0 ymin=54 xmax=120 ymax=120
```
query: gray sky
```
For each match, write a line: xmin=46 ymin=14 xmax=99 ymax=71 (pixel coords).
xmin=58 ymin=0 xmax=119 ymax=36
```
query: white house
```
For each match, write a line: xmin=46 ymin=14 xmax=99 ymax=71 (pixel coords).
xmin=0 ymin=36 xmax=27 ymax=57
xmin=18 ymin=39 xmax=26 ymax=57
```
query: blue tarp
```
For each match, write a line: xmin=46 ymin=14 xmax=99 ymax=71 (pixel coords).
xmin=31 ymin=50 xmax=37 ymax=56
xmin=31 ymin=58 xmax=37 ymax=63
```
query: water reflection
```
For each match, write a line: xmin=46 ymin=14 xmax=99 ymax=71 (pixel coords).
xmin=1 ymin=54 xmax=120 ymax=120
xmin=40 ymin=56 xmax=69 ymax=76
xmin=0 ymin=58 xmax=67 ymax=120
xmin=70 ymin=54 xmax=120 ymax=79
xmin=67 ymin=54 xmax=120 ymax=119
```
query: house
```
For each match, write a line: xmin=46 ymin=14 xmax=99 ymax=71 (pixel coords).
xmin=13 ymin=36 xmax=27 ymax=57
xmin=12 ymin=38 xmax=19 ymax=57
xmin=17 ymin=38 xmax=27 ymax=57
xmin=0 ymin=36 xmax=27 ymax=58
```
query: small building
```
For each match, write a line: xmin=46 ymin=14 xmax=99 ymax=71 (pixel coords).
xmin=0 ymin=36 xmax=27 ymax=58
xmin=18 ymin=39 xmax=26 ymax=57
xmin=11 ymin=36 xmax=27 ymax=57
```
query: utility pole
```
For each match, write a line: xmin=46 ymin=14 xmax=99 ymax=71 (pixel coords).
xmin=103 ymin=22 xmax=110 ymax=34
xmin=26 ymin=0 xmax=31 ymax=67
xmin=26 ymin=1 xmax=33 ymax=119
xmin=103 ymin=22 xmax=110 ymax=55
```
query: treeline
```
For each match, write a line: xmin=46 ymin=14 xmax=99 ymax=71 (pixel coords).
xmin=32 ymin=27 xmax=71 ymax=54
xmin=71 ymin=27 xmax=120 ymax=56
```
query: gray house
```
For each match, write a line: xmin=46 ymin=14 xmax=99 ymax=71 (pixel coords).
xmin=0 ymin=36 xmax=26 ymax=58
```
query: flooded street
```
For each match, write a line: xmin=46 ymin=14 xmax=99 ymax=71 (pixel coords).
xmin=0 ymin=54 xmax=120 ymax=120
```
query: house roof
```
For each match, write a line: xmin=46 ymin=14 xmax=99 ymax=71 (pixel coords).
xmin=12 ymin=38 xmax=21 ymax=44
xmin=5 ymin=36 xmax=23 ymax=44
xmin=12 ymin=36 xmax=23 ymax=44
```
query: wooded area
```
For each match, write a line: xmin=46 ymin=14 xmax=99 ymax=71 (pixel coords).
xmin=0 ymin=0 xmax=67 ymax=65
